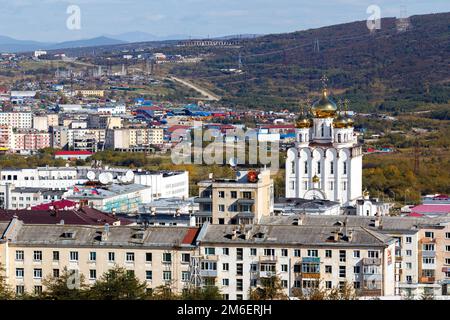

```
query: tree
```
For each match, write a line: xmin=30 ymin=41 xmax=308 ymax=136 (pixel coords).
xmin=292 ymin=280 xmax=358 ymax=300
xmin=148 ymin=284 xmax=180 ymax=300
xmin=42 ymin=267 xmax=88 ymax=300
xmin=0 ymin=263 xmax=13 ymax=300
xmin=249 ymin=276 xmax=288 ymax=300
xmin=181 ymin=286 xmax=223 ymax=300
xmin=87 ymin=267 xmax=149 ymax=300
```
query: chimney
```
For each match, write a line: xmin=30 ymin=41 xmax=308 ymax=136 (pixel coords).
xmin=374 ymin=216 xmax=382 ymax=228
xmin=333 ymin=230 xmax=340 ymax=242
xmin=101 ymin=223 xmax=110 ymax=241
xmin=347 ymin=229 xmax=353 ymax=242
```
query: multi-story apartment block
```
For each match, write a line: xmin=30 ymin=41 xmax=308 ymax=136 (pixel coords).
xmin=195 ymin=169 xmax=274 ymax=226
xmin=12 ymin=130 xmax=51 ymax=152
xmin=194 ymin=223 xmax=396 ymax=300
xmin=260 ymin=214 xmax=450 ymax=298
xmin=49 ymin=126 xmax=68 ymax=149
xmin=0 ymin=125 xmax=14 ymax=151
xmin=0 ymin=218 xmax=198 ymax=296
xmin=106 ymin=127 xmax=164 ymax=151
xmin=0 ymin=112 xmax=33 ymax=129
xmin=67 ymin=129 xmax=106 ymax=152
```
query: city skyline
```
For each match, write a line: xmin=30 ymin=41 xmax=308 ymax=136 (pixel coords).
xmin=0 ymin=0 xmax=449 ymax=42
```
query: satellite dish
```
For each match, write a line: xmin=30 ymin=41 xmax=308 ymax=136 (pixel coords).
xmin=99 ymin=173 xmax=109 ymax=185
xmin=228 ymin=157 xmax=237 ymax=168
xmin=125 ymin=170 xmax=135 ymax=182
xmin=87 ymin=171 xmax=96 ymax=181
xmin=105 ymin=172 xmax=113 ymax=184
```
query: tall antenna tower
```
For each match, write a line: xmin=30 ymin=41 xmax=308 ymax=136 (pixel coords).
xmin=313 ymin=39 xmax=320 ymax=53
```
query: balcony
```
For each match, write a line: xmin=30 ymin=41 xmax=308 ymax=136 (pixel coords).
xmin=202 ymin=255 xmax=219 ymax=262
xmin=302 ymin=257 xmax=320 ymax=264
xmin=395 ymin=256 xmax=403 ymax=262
xmin=236 ymin=198 xmax=255 ymax=205
xmin=259 ymin=270 xmax=276 ymax=278
xmin=194 ymin=197 xmax=212 ymax=203
xmin=362 ymin=258 xmax=381 ymax=265
xmin=259 ymin=256 xmax=277 ymax=263
xmin=419 ymin=276 xmax=435 ymax=283
xmin=200 ymin=270 xmax=218 ymax=278
xmin=419 ymin=238 xmax=436 ymax=244
xmin=302 ymin=272 xmax=321 ymax=279
xmin=421 ymin=251 xmax=436 ymax=258
xmin=363 ymin=273 xmax=383 ymax=281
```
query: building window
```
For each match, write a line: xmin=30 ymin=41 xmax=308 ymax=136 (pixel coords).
xmin=446 ymin=246 xmax=450 ymax=252
xmin=182 ymin=271 xmax=190 ymax=282
xmin=236 ymin=248 xmax=243 ymax=260
xmin=16 ymin=268 xmax=24 ymax=278
xmin=182 ymin=253 xmax=190 ymax=263
xmin=281 ymin=249 xmax=288 ymax=257
xmin=223 ymin=248 xmax=229 ymax=256
xmin=52 ymin=251 xmax=59 ymax=261
xmin=343 ymin=162 xmax=347 ymax=175
xmin=317 ymin=161 xmax=321 ymax=174
xmin=231 ymin=191 xmax=237 ymax=198
xmin=307 ymin=249 xmax=318 ymax=257
xmin=354 ymin=282 xmax=361 ymax=289
xmin=325 ymin=265 xmax=332 ymax=273
xmin=325 ymin=250 xmax=332 ymax=258
xmin=330 ymin=161 xmax=334 ymax=174
xmin=368 ymin=251 xmax=379 ymax=258
xmin=424 ymin=231 xmax=434 ymax=238
xmin=218 ymin=205 xmax=225 ymax=212
xmin=89 ymin=252 xmax=96 ymax=262
xmin=53 ymin=269 xmax=60 ymax=278
xmin=354 ymin=266 xmax=360 ymax=274
xmin=339 ymin=250 xmax=346 ymax=262
xmin=339 ymin=266 xmax=346 ymax=278
xmin=163 ymin=253 xmax=172 ymax=263
xmin=250 ymin=264 xmax=258 ymax=272
xmin=290 ymin=181 xmax=295 ymax=190
xmin=146 ymin=271 xmax=152 ymax=281
xmin=281 ymin=280 xmax=288 ymax=288
xmin=69 ymin=251 xmax=78 ymax=262
xmin=304 ymin=161 xmax=308 ymax=174
xmin=222 ymin=263 xmax=229 ymax=271
xmin=126 ymin=252 xmax=135 ymax=262
xmin=222 ymin=279 xmax=229 ymax=286
xmin=326 ymin=281 xmax=332 ymax=289
xmin=33 ymin=251 xmax=42 ymax=262
xmin=146 ymin=252 xmax=152 ymax=262
xmin=89 ymin=270 xmax=97 ymax=280
xmin=205 ymin=248 xmax=215 ymax=255
xmin=423 ymin=244 xmax=435 ymax=251
xmin=218 ymin=191 xmax=225 ymax=198
xmin=406 ymin=263 xmax=412 ymax=269
xmin=163 ymin=271 xmax=172 ymax=282
xmin=353 ymin=250 xmax=360 ymax=258
xmin=16 ymin=286 xmax=24 ymax=295
xmin=15 ymin=250 xmax=24 ymax=261
xmin=406 ymin=250 xmax=412 ymax=256
xmin=108 ymin=252 xmax=115 ymax=262
xmin=236 ymin=279 xmax=243 ymax=292
xmin=34 ymin=286 xmax=42 ymax=295
xmin=446 ymin=233 xmax=450 ymax=240
xmin=236 ymin=263 xmax=243 ymax=276
xmin=33 ymin=268 xmax=42 ymax=279
xmin=264 ymin=249 xmax=275 ymax=256
xmin=406 ymin=237 xmax=412 ymax=244
xmin=281 ymin=264 xmax=288 ymax=272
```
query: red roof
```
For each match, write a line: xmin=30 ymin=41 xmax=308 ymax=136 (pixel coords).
xmin=408 ymin=212 xmax=424 ymax=217
xmin=0 ymin=207 xmax=122 ymax=226
xmin=31 ymin=200 xmax=77 ymax=211
xmin=182 ymin=227 xmax=199 ymax=245
xmin=168 ymin=125 xmax=191 ymax=133
xmin=55 ymin=151 xmax=93 ymax=156
xmin=410 ymin=204 xmax=450 ymax=214
xmin=260 ymin=124 xmax=295 ymax=129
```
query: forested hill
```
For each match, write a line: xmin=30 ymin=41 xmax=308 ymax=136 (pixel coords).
xmin=171 ymin=12 xmax=450 ymax=112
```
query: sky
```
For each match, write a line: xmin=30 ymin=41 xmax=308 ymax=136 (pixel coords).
xmin=0 ymin=0 xmax=449 ymax=42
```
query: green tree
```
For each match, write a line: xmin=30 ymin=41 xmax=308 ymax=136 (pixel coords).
xmin=181 ymin=286 xmax=223 ymax=300
xmin=42 ymin=267 xmax=88 ymax=300
xmin=87 ymin=267 xmax=149 ymax=300
xmin=0 ymin=263 xmax=13 ymax=300
xmin=249 ymin=276 xmax=288 ymax=300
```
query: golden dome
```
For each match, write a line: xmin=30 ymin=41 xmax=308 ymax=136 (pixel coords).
xmin=311 ymin=89 xmax=337 ymax=118
xmin=346 ymin=117 xmax=354 ymax=128
xmin=333 ymin=114 xmax=347 ymax=129
xmin=296 ymin=118 xmax=313 ymax=128
xmin=312 ymin=174 xmax=320 ymax=183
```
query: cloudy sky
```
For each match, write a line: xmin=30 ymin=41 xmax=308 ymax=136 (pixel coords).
xmin=0 ymin=0 xmax=449 ymax=42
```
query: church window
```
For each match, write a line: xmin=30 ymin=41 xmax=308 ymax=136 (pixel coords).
xmin=321 ymin=124 xmax=325 ymax=137
xmin=338 ymin=134 xmax=342 ymax=143
xmin=330 ymin=161 xmax=334 ymax=174
xmin=343 ymin=162 xmax=347 ymax=175
xmin=304 ymin=161 xmax=308 ymax=174
xmin=291 ymin=162 xmax=295 ymax=174
xmin=317 ymin=161 xmax=321 ymax=174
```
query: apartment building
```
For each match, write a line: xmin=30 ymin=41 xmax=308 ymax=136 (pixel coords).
xmin=194 ymin=223 xmax=396 ymax=300
xmin=195 ymin=169 xmax=274 ymax=226
xmin=0 ymin=218 xmax=198 ymax=296
xmin=0 ymin=112 xmax=33 ymax=129
xmin=260 ymin=214 xmax=450 ymax=298
xmin=12 ymin=130 xmax=51 ymax=152
xmin=75 ymin=90 xmax=105 ymax=98
xmin=0 ymin=125 xmax=14 ymax=151
xmin=106 ymin=127 xmax=164 ymax=151
xmin=67 ymin=129 xmax=106 ymax=152
xmin=2 ymin=186 xmax=67 ymax=210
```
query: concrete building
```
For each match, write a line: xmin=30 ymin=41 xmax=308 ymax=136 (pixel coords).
xmin=0 ymin=125 xmax=14 ymax=151
xmin=286 ymin=88 xmax=362 ymax=206
xmin=106 ymin=127 xmax=164 ymax=151
xmin=0 ymin=112 xmax=33 ymax=129
xmin=32 ymin=116 xmax=49 ymax=132
xmin=0 ymin=218 xmax=197 ymax=296
xmin=2 ymin=186 xmax=68 ymax=210
xmin=194 ymin=223 xmax=396 ymax=300
xmin=12 ymin=130 xmax=51 ymax=153
xmin=195 ymin=169 xmax=274 ymax=226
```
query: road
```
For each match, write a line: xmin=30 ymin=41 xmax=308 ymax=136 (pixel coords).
xmin=167 ymin=76 xmax=220 ymax=101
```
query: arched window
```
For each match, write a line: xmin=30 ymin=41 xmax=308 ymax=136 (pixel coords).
xmin=299 ymin=134 xmax=303 ymax=142
xmin=321 ymin=123 xmax=325 ymax=137
xmin=338 ymin=133 xmax=341 ymax=143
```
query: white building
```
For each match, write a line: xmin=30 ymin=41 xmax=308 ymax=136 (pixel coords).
xmin=0 ymin=112 xmax=33 ymax=129
xmin=286 ymin=88 xmax=362 ymax=206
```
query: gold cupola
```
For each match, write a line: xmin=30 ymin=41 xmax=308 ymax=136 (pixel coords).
xmin=311 ymin=89 xmax=337 ymax=118
xmin=295 ymin=103 xmax=313 ymax=129
xmin=333 ymin=99 xmax=347 ymax=128
xmin=312 ymin=174 xmax=320 ymax=183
